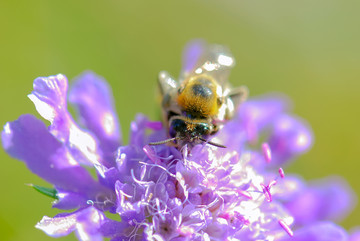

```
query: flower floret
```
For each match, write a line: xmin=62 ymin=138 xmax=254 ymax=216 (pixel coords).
xmin=1 ymin=70 xmax=356 ymax=241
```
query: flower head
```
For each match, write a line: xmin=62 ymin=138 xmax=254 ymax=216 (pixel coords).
xmin=1 ymin=43 xmax=357 ymax=241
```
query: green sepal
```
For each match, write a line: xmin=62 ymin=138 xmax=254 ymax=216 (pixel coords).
xmin=28 ymin=184 xmax=58 ymax=200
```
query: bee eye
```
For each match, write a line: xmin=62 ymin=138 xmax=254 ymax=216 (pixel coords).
xmin=169 ymin=119 xmax=186 ymax=137
xmin=195 ymin=123 xmax=210 ymax=136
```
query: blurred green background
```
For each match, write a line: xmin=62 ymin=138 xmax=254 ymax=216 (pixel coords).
xmin=0 ymin=0 xmax=359 ymax=240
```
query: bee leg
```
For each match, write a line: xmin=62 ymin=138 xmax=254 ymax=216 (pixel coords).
xmin=149 ymin=137 xmax=176 ymax=146
xmin=149 ymin=137 xmax=180 ymax=146
xmin=222 ymin=86 xmax=249 ymax=120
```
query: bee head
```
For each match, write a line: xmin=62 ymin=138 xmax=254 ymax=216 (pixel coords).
xmin=149 ymin=117 xmax=225 ymax=148
xmin=169 ymin=117 xmax=211 ymax=139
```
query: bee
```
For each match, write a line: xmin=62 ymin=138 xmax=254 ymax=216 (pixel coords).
xmin=149 ymin=40 xmax=248 ymax=148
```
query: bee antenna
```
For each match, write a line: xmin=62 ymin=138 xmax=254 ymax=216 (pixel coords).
xmin=198 ymin=137 xmax=226 ymax=148
xmin=148 ymin=137 xmax=179 ymax=146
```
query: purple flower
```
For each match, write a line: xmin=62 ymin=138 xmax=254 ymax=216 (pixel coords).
xmin=1 ymin=45 xmax=357 ymax=240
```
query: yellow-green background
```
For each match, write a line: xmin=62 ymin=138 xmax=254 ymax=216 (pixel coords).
xmin=0 ymin=0 xmax=359 ymax=240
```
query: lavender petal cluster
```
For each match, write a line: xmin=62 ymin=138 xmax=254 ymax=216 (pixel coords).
xmin=1 ymin=71 xmax=358 ymax=240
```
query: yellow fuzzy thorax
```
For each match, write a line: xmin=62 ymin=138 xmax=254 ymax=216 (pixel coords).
xmin=177 ymin=75 xmax=219 ymax=118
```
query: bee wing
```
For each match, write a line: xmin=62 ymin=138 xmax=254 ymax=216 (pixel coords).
xmin=158 ymin=71 xmax=178 ymax=96
xmin=180 ymin=40 xmax=235 ymax=86
xmin=158 ymin=71 xmax=181 ymax=114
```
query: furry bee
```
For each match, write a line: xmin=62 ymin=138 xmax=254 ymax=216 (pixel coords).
xmin=149 ymin=40 xmax=248 ymax=148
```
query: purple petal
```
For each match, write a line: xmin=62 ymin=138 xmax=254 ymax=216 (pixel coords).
xmin=220 ymin=95 xmax=289 ymax=149
xmin=272 ymin=175 xmax=307 ymax=202
xmin=96 ymin=166 xmax=120 ymax=189
xmin=239 ymin=95 xmax=290 ymax=141
xmin=280 ymin=222 xmax=348 ymax=241
xmin=28 ymin=74 xmax=70 ymax=141
xmin=269 ymin=114 xmax=313 ymax=166
xmin=205 ymin=219 xmax=229 ymax=239
xmin=130 ymin=114 xmax=149 ymax=147
xmin=286 ymin=176 xmax=356 ymax=225
xmin=2 ymin=114 xmax=98 ymax=193
xmin=114 ymin=180 xmax=146 ymax=222
xmin=152 ymin=215 xmax=180 ymax=240
xmin=349 ymin=227 xmax=360 ymax=241
xmin=69 ymin=71 xmax=121 ymax=165
xmin=100 ymin=219 xmax=132 ymax=239
xmin=53 ymin=190 xmax=89 ymax=210
xmin=115 ymin=145 xmax=146 ymax=184
xmin=28 ymin=74 xmax=101 ymax=166
xmin=130 ymin=114 xmax=164 ymax=147
xmin=36 ymin=207 xmax=105 ymax=241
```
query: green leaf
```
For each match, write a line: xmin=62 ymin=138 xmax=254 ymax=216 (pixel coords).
xmin=27 ymin=184 xmax=58 ymax=200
